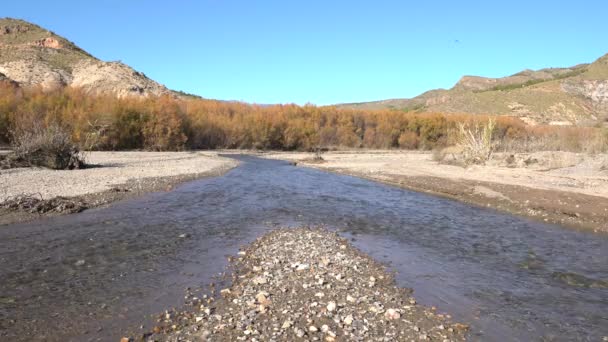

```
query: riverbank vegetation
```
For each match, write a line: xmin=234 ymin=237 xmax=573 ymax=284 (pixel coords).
xmin=1 ymin=85 xmax=606 ymax=153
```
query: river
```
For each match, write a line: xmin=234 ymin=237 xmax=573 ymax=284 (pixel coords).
xmin=0 ymin=155 xmax=606 ymax=341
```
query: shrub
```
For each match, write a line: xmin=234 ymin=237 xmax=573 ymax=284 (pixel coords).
xmin=398 ymin=131 xmax=419 ymax=149
xmin=454 ymin=118 xmax=497 ymax=165
xmin=11 ymin=122 xmax=83 ymax=169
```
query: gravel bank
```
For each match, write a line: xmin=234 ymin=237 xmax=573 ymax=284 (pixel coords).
xmin=0 ymin=151 xmax=237 ymax=224
xmin=140 ymin=228 xmax=467 ymax=341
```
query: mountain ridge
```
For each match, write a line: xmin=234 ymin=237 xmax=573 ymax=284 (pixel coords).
xmin=337 ymin=53 xmax=608 ymax=125
xmin=0 ymin=17 xmax=172 ymax=98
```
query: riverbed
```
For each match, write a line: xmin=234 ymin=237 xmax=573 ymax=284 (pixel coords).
xmin=0 ymin=155 xmax=607 ymax=341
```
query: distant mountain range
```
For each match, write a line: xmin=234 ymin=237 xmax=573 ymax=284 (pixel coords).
xmin=1 ymin=18 xmax=607 ymax=125
xmin=337 ymin=53 xmax=608 ymax=125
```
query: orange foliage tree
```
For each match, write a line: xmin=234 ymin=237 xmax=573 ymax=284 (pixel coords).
xmin=0 ymin=84 xmax=604 ymax=152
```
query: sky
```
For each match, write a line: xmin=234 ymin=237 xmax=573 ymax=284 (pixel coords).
xmin=3 ymin=1 xmax=608 ymax=105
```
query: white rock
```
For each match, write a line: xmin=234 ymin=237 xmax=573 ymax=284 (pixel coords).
xmin=326 ymin=301 xmax=337 ymax=312
xmin=296 ymin=263 xmax=310 ymax=271
xmin=385 ymin=308 xmax=401 ymax=320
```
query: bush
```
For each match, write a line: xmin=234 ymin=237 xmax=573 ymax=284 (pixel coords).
xmin=454 ymin=118 xmax=497 ymax=165
xmin=398 ymin=131 xmax=419 ymax=149
xmin=11 ymin=122 xmax=84 ymax=169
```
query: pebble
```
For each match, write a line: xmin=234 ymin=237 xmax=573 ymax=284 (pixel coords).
xmin=255 ymin=292 xmax=270 ymax=305
xmin=326 ymin=301 xmax=337 ymax=312
xmin=253 ymin=276 xmax=267 ymax=285
xmin=385 ymin=308 xmax=401 ymax=320
xmin=74 ymin=259 xmax=86 ymax=266
xmin=296 ymin=263 xmax=310 ymax=271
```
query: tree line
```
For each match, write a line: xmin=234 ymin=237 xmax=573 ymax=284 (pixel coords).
xmin=0 ymin=84 xmax=604 ymax=152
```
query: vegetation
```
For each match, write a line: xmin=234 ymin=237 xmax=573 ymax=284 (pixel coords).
xmin=478 ymin=68 xmax=588 ymax=93
xmin=9 ymin=120 xmax=84 ymax=169
xmin=453 ymin=118 xmax=497 ymax=165
xmin=0 ymin=85 xmax=606 ymax=155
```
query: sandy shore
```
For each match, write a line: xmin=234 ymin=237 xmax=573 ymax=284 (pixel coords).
xmin=0 ymin=151 xmax=238 ymax=224
xmin=135 ymin=228 xmax=467 ymax=341
xmin=264 ymin=151 xmax=608 ymax=233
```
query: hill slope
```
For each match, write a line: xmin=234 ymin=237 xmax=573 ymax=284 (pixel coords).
xmin=338 ymin=54 xmax=608 ymax=125
xmin=0 ymin=18 xmax=171 ymax=97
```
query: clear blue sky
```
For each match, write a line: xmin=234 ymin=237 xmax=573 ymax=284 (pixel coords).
xmin=3 ymin=1 xmax=607 ymax=105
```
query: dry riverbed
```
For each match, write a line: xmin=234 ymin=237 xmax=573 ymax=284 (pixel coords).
xmin=134 ymin=227 xmax=467 ymax=342
xmin=0 ymin=151 xmax=238 ymax=225
xmin=264 ymin=151 xmax=608 ymax=233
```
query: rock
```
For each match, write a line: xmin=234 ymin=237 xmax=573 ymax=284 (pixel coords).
xmin=255 ymin=292 xmax=270 ymax=305
xmin=296 ymin=263 xmax=310 ymax=271
xmin=295 ymin=328 xmax=306 ymax=338
xmin=321 ymin=324 xmax=329 ymax=333
xmin=120 ymin=337 xmax=132 ymax=342
xmin=344 ymin=314 xmax=353 ymax=325
xmin=74 ymin=259 xmax=86 ymax=266
xmin=309 ymin=325 xmax=318 ymax=332
xmin=220 ymin=289 xmax=231 ymax=296
xmin=385 ymin=308 xmax=401 ymax=320
xmin=178 ymin=233 xmax=189 ymax=238
xmin=253 ymin=276 xmax=267 ymax=285
xmin=281 ymin=320 xmax=293 ymax=329
xmin=326 ymin=301 xmax=336 ymax=312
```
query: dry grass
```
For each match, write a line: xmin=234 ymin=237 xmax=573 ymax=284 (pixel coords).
xmin=449 ymin=118 xmax=497 ymax=165
xmin=11 ymin=122 xmax=84 ymax=169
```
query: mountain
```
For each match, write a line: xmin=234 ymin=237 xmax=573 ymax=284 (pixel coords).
xmin=0 ymin=18 xmax=171 ymax=97
xmin=338 ymin=54 xmax=608 ymax=125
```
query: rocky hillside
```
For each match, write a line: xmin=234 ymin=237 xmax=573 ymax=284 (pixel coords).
xmin=339 ymin=54 xmax=608 ymax=126
xmin=0 ymin=18 xmax=171 ymax=97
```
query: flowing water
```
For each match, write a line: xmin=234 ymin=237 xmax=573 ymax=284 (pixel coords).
xmin=0 ymin=155 xmax=607 ymax=341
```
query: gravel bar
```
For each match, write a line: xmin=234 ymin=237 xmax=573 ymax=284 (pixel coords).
xmin=137 ymin=227 xmax=468 ymax=341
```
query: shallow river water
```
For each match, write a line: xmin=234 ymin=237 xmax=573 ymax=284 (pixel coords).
xmin=0 ymin=155 xmax=607 ymax=341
